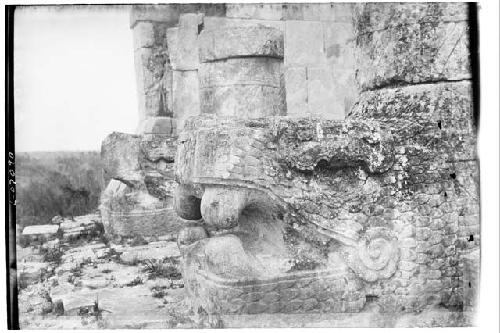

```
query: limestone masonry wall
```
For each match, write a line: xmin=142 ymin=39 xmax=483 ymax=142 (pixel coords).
xmin=99 ymin=2 xmax=479 ymax=320
xmin=130 ymin=3 xmax=357 ymax=130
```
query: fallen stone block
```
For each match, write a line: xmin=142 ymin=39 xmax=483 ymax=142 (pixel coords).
xmin=18 ymin=286 xmax=53 ymax=314
xmin=100 ymin=179 xmax=184 ymax=238
xmin=119 ymin=241 xmax=181 ymax=264
xmin=21 ymin=224 xmax=60 ymax=246
xmin=18 ymin=262 xmax=51 ymax=288
xmin=101 ymin=132 xmax=143 ymax=185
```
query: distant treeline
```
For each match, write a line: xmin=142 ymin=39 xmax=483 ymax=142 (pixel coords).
xmin=15 ymin=151 xmax=105 ymax=228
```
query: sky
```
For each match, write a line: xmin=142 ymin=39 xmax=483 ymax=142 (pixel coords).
xmin=14 ymin=5 xmax=138 ymax=152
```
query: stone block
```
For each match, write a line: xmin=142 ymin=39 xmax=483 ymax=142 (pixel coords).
xmin=333 ymin=68 xmax=357 ymax=117
xmin=22 ymin=224 xmax=59 ymax=237
xmin=307 ymin=67 xmax=344 ymax=120
xmin=138 ymin=116 xmax=176 ymax=135
xmin=284 ymin=3 xmax=354 ymax=22
xmin=172 ymin=70 xmax=200 ymax=132
xmin=199 ymin=57 xmax=284 ymax=118
xmin=199 ymin=58 xmax=282 ymax=89
xmin=101 ymin=132 xmax=142 ymax=184
xmin=166 ymin=27 xmax=179 ymax=63
xmin=132 ymin=21 xmax=168 ymax=51
xmin=285 ymin=66 xmax=308 ymax=117
xmin=332 ymin=3 xmax=355 ymax=22
xmin=200 ymin=84 xmax=285 ymax=118
xmin=119 ymin=242 xmax=180 ymax=264
xmin=133 ymin=22 xmax=155 ymax=50
xmin=199 ymin=26 xmax=284 ymax=62
xmin=203 ymin=17 xmax=284 ymax=32
xmin=100 ymin=180 xmax=184 ymax=238
xmin=285 ymin=21 xmax=326 ymax=66
xmin=353 ymin=2 xmax=469 ymax=34
xmin=355 ymin=20 xmax=471 ymax=91
xmin=134 ymin=47 xmax=170 ymax=119
xmin=283 ymin=3 xmax=303 ymax=20
xmin=323 ymin=22 xmax=356 ymax=72
xmin=167 ymin=14 xmax=201 ymax=70
xmin=226 ymin=3 xmax=283 ymax=20
xmin=130 ymin=4 xmax=180 ymax=28
xmin=302 ymin=3 xmax=333 ymax=21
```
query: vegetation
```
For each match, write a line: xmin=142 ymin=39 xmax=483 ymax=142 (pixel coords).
xmin=142 ymin=258 xmax=182 ymax=280
xmin=15 ymin=151 xmax=104 ymax=228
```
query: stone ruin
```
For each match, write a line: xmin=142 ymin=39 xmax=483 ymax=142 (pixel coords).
xmin=100 ymin=2 xmax=480 ymax=326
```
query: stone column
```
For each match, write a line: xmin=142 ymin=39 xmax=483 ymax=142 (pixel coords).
xmin=352 ymin=2 xmax=477 ymax=311
xmin=131 ymin=5 xmax=179 ymax=135
xmin=166 ymin=13 xmax=202 ymax=132
xmin=198 ymin=25 xmax=285 ymax=118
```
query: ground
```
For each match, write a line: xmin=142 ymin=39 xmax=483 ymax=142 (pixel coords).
xmin=17 ymin=215 xmax=474 ymax=329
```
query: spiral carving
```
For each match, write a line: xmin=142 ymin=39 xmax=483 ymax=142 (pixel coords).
xmin=342 ymin=227 xmax=400 ymax=282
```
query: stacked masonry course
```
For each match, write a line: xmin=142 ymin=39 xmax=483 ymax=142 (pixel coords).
xmin=97 ymin=2 xmax=479 ymax=321
xmin=169 ymin=2 xmax=480 ymax=318
xmin=99 ymin=5 xmax=227 ymax=237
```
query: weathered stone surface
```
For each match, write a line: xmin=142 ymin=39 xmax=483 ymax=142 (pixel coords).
xmin=59 ymin=214 xmax=103 ymax=242
xmin=354 ymin=13 xmax=471 ymax=90
xmin=199 ymin=26 xmax=284 ymax=62
xmin=203 ymin=17 xmax=284 ymax=32
xmin=131 ymin=2 xmax=226 ymax=27
xmin=18 ymin=286 xmax=53 ymax=315
xmin=22 ymin=224 xmax=59 ymax=237
xmin=323 ymin=21 xmax=355 ymax=68
xmin=463 ymin=249 xmax=479 ymax=311
xmin=119 ymin=241 xmax=180 ymax=264
xmin=351 ymin=81 xmax=476 ymax=162
xmin=199 ymin=58 xmax=282 ymax=89
xmin=167 ymin=14 xmax=201 ymax=70
xmin=134 ymin=47 xmax=170 ymax=119
xmin=100 ymin=130 xmax=181 ymax=238
xmin=353 ymin=2 xmax=469 ymax=34
xmin=285 ymin=21 xmax=326 ymax=66
xmin=18 ymin=262 xmax=51 ymax=287
xmin=101 ymin=132 xmax=142 ymax=184
xmin=284 ymin=3 xmax=354 ymax=22
xmin=226 ymin=3 xmax=283 ymax=20
xmin=174 ymin=185 xmax=202 ymax=221
xmin=172 ymin=70 xmax=200 ymax=131
xmin=200 ymin=84 xmax=285 ymax=118
xmin=138 ymin=116 xmax=176 ymax=135
xmin=307 ymin=67 xmax=344 ymax=120
xmin=175 ymin=73 xmax=478 ymax=315
xmin=101 ymin=132 xmax=177 ymax=185
xmin=99 ymin=178 xmax=183 ymax=238
xmin=130 ymin=4 xmax=181 ymax=28
xmin=98 ymin=2 xmax=480 ymax=324
xmin=285 ymin=67 xmax=308 ymax=117
xmin=132 ymin=21 xmax=168 ymax=51
xmin=199 ymin=57 xmax=285 ymax=118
